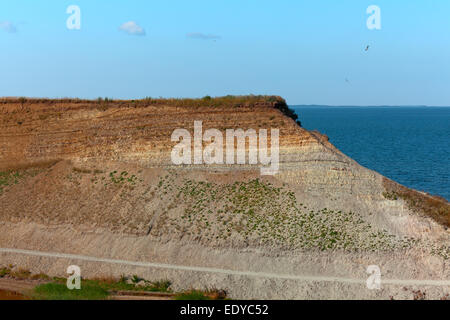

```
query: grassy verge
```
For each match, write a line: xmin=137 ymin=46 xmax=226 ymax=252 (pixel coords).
xmin=1 ymin=266 xmax=227 ymax=300
xmin=32 ymin=283 xmax=109 ymax=300
xmin=30 ymin=281 xmax=227 ymax=300
xmin=30 ymin=277 xmax=172 ymax=300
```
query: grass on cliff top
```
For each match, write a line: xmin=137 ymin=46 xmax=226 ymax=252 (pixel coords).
xmin=0 ymin=95 xmax=285 ymax=108
xmin=1 ymin=95 xmax=301 ymax=125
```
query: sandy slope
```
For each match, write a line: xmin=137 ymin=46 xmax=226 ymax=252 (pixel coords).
xmin=0 ymin=96 xmax=448 ymax=299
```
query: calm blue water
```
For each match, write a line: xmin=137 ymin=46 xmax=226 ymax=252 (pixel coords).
xmin=291 ymin=106 xmax=450 ymax=200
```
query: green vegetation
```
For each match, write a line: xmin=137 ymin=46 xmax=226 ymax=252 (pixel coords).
xmin=2 ymin=266 xmax=172 ymax=300
xmin=156 ymin=174 xmax=425 ymax=253
xmin=0 ymin=266 xmax=50 ymax=281
xmin=0 ymin=267 xmax=11 ymax=277
xmin=31 ymin=281 xmax=224 ymax=300
xmin=137 ymin=94 xmax=302 ymax=124
xmin=58 ymin=277 xmax=173 ymax=294
xmin=0 ymin=171 xmax=22 ymax=194
xmin=108 ymin=171 xmax=138 ymax=185
xmin=33 ymin=283 xmax=109 ymax=300
xmin=0 ymin=168 xmax=43 ymax=194
xmin=156 ymin=174 xmax=449 ymax=258
xmin=66 ymin=167 xmax=141 ymax=189
xmin=430 ymin=244 xmax=450 ymax=260
xmin=1 ymin=266 xmax=228 ymax=300
xmin=383 ymin=191 xmax=398 ymax=200
xmin=0 ymin=165 xmax=51 ymax=194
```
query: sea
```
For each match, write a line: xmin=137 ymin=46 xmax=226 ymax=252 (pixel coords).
xmin=291 ymin=106 xmax=449 ymax=201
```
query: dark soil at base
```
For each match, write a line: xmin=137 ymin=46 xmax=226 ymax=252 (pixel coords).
xmin=0 ymin=289 xmax=27 ymax=300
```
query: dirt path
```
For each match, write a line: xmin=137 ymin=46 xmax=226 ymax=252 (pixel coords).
xmin=2 ymin=247 xmax=450 ymax=287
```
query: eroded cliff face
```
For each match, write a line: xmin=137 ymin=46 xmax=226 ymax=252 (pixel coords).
xmin=0 ymin=97 xmax=326 ymax=167
xmin=0 ymin=96 xmax=448 ymax=299
xmin=0 ymin=97 xmax=384 ymax=202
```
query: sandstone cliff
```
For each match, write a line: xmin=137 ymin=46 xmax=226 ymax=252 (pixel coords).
xmin=0 ymin=96 xmax=448 ymax=299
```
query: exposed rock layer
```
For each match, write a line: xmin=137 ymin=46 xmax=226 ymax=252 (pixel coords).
xmin=0 ymin=96 xmax=448 ymax=299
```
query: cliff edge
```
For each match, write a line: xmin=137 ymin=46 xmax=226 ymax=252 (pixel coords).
xmin=0 ymin=96 xmax=448 ymax=299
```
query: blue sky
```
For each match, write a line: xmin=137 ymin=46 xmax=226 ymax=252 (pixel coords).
xmin=1 ymin=0 xmax=449 ymax=105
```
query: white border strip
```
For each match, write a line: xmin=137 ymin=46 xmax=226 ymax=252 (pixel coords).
xmin=1 ymin=248 xmax=449 ymax=287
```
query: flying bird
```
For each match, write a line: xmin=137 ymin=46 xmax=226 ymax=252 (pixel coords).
xmin=365 ymin=45 xmax=370 ymax=51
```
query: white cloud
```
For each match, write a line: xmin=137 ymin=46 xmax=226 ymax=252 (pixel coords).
xmin=119 ymin=21 xmax=146 ymax=36
xmin=0 ymin=21 xmax=17 ymax=33
xmin=186 ymin=32 xmax=221 ymax=40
